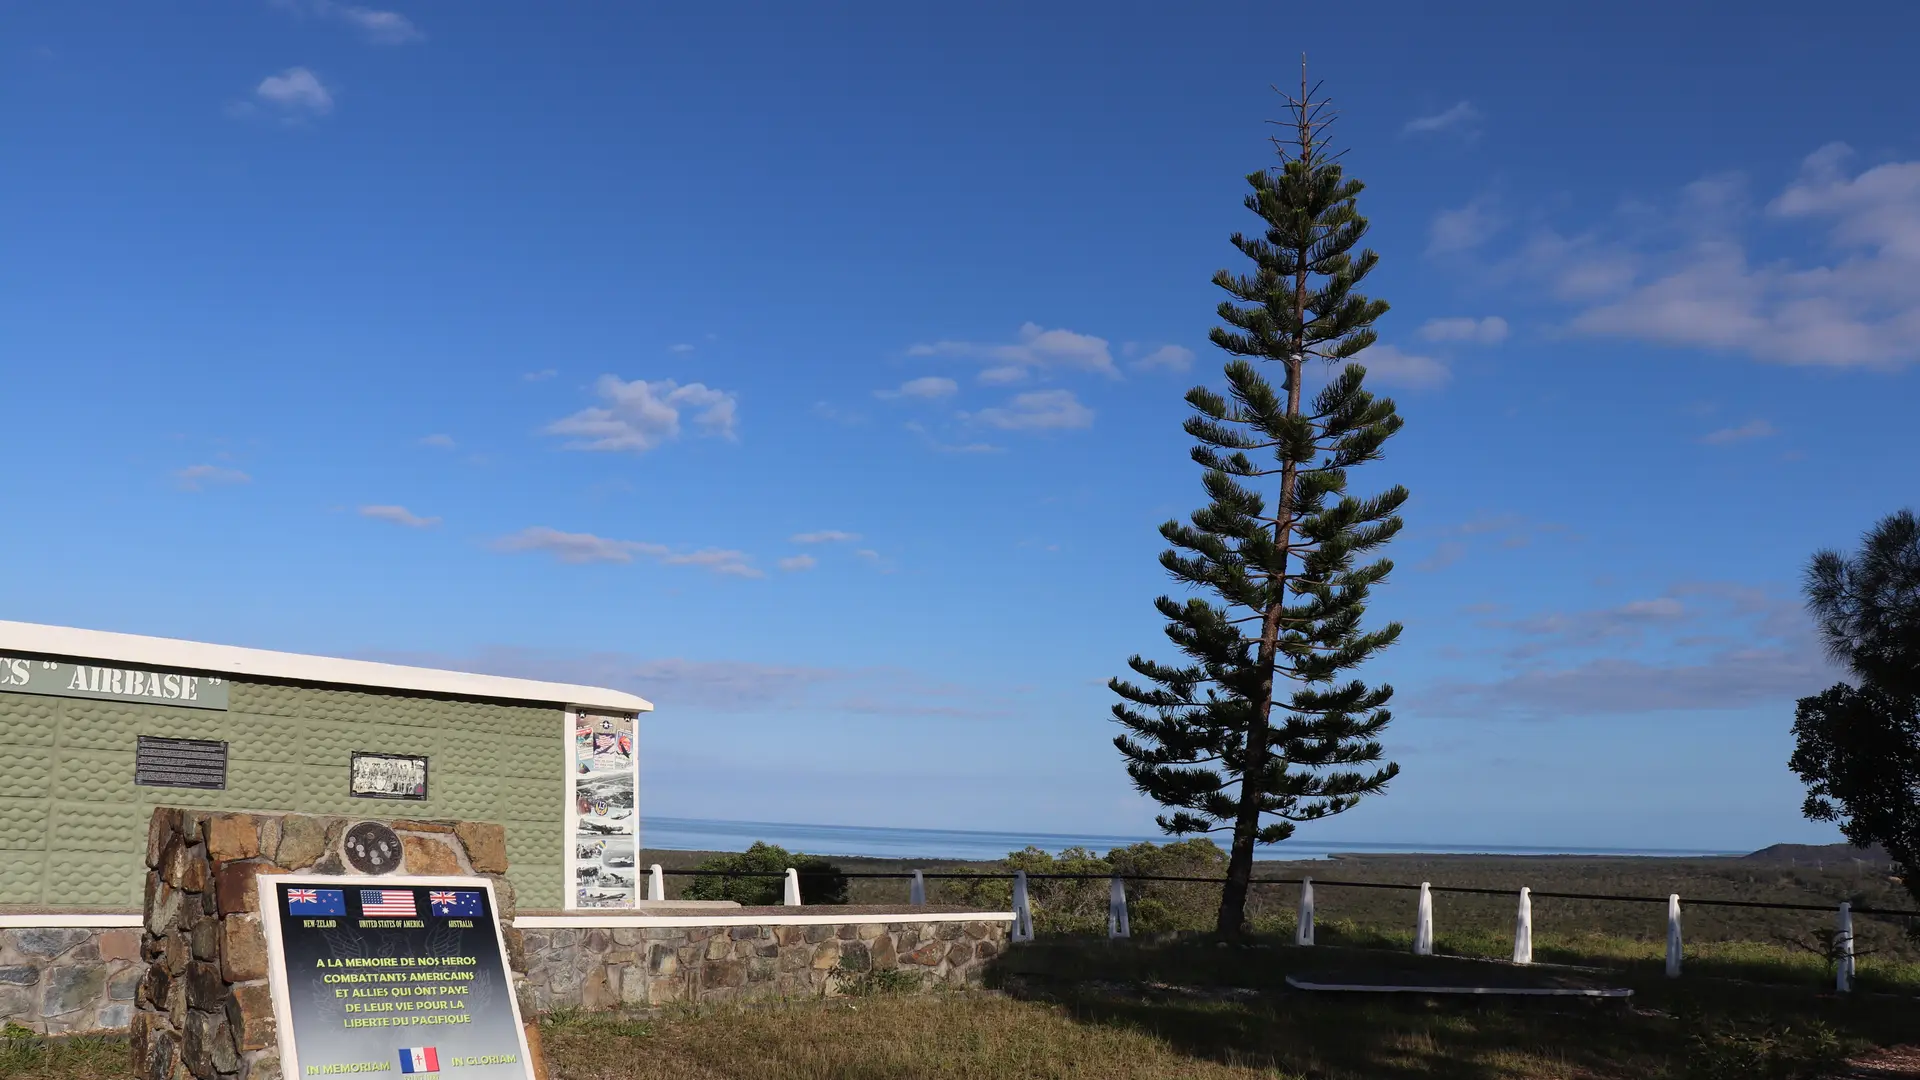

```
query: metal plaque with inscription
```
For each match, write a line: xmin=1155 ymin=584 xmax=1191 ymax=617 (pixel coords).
xmin=258 ymin=875 xmax=535 ymax=1080
xmin=135 ymin=736 xmax=229 ymax=790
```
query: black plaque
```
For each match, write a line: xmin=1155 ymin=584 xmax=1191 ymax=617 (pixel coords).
xmin=344 ymin=822 xmax=404 ymax=875
xmin=261 ymin=877 xmax=535 ymax=1080
xmin=134 ymin=735 xmax=228 ymax=789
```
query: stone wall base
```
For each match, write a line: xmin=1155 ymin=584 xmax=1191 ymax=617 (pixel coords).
xmin=0 ymin=926 xmax=143 ymax=1034
xmin=521 ymin=919 xmax=1010 ymax=1010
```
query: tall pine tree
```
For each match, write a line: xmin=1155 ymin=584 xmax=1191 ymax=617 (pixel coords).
xmin=1111 ymin=71 xmax=1407 ymax=936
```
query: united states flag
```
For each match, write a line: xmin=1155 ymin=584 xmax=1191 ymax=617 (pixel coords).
xmin=359 ymin=889 xmax=417 ymax=916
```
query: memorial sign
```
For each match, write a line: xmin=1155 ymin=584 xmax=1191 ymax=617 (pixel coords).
xmin=0 ymin=653 xmax=229 ymax=709
xmin=257 ymin=875 xmax=535 ymax=1080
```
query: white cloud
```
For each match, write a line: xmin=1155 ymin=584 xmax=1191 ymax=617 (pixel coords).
xmin=908 ymin=322 xmax=1117 ymax=378
xmin=1550 ymin=144 xmax=1920 ymax=367
xmin=254 ymin=67 xmax=333 ymax=115
xmin=1699 ymin=419 xmax=1777 ymax=445
xmin=492 ymin=526 xmax=761 ymax=577
xmin=1429 ymin=196 xmax=1500 ymax=256
xmin=790 ymin=530 xmax=860 ymax=544
xmin=1131 ymin=344 xmax=1196 ymax=372
xmin=978 ymin=365 xmax=1028 ymax=385
xmin=1403 ymin=101 xmax=1482 ymax=136
xmin=1349 ymin=345 xmax=1450 ymax=389
xmin=277 ymin=1 xmax=423 ymax=44
xmin=777 ymin=554 xmax=817 ymax=573
xmin=174 ymin=464 xmax=251 ymax=491
xmin=904 ymin=421 xmax=1004 ymax=454
xmin=812 ymin=401 xmax=865 ymax=426
xmin=854 ymin=549 xmax=880 ymax=561
xmin=418 ymin=434 xmax=455 ymax=449
xmin=965 ymin=389 xmax=1095 ymax=431
xmin=668 ymin=343 xmax=695 ymax=354
xmin=1418 ymin=316 xmax=1508 ymax=344
xmin=523 ymin=369 xmax=557 ymax=382
xmin=329 ymin=4 xmax=420 ymax=43
xmin=875 ymin=376 xmax=957 ymax=400
xmin=359 ymin=504 xmax=439 ymax=528
xmin=546 ymin=376 xmax=738 ymax=453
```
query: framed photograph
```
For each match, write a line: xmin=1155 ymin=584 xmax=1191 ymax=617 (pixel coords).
xmin=349 ymin=751 xmax=429 ymax=800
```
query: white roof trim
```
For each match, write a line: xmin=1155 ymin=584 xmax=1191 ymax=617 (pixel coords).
xmin=0 ymin=620 xmax=652 ymax=712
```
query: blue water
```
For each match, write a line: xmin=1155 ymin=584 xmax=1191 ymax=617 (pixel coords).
xmin=640 ymin=816 xmax=1741 ymax=862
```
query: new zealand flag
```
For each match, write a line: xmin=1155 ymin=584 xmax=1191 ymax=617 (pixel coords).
xmin=286 ymin=888 xmax=346 ymax=916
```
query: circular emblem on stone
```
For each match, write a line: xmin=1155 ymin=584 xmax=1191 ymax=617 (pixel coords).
xmin=344 ymin=821 xmax=402 ymax=874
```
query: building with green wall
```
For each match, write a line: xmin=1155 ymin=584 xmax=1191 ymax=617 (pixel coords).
xmin=0 ymin=621 xmax=651 ymax=912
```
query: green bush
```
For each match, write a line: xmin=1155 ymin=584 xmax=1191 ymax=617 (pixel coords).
xmin=682 ymin=841 xmax=849 ymax=906
xmin=932 ymin=839 xmax=1229 ymax=934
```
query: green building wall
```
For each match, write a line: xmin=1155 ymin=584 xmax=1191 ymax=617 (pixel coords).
xmin=0 ymin=678 xmax=565 ymax=910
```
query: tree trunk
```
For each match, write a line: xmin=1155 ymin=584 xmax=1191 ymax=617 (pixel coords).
xmin=1215 ymin=93 xmax=1316 ymax=936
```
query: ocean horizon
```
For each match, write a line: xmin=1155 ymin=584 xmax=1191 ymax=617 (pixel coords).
xmin=639 ymin=816 xmax=1744 ymax=862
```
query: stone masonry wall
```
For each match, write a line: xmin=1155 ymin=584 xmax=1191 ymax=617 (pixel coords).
xmin=0 ymin=926 xmax=143 ymax=1034
xmin=131 ymin=808 xmax=517 ymax=1080
xmin=521 ymin=918 xmax=1010 ymax=1010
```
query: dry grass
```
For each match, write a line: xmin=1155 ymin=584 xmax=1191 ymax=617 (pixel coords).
xmin=0 ymin=1028 xmax=128 ymax=1080
xmin=543 ymin=995 xmax=1280 ymax=1080
xmin=538 ymin=981 xmax=1883 ymax=1080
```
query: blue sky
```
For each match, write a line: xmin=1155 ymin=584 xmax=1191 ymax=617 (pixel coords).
xmin=4 ymin=3 xmax=1918 ymax=853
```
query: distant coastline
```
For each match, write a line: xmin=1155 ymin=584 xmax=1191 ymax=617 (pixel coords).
xmin=639 ymin=815 xmax=1750 ymax=862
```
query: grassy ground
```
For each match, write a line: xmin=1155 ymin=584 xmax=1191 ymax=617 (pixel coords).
xmin=0 ymin=1027 xmax=126 ymax=1080
xmin=539 ymin=956 xmax=1912 ymax=1080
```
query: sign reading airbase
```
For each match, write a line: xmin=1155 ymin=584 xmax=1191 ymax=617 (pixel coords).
xmin=0 ymin=654 xmax=229 ymax=710
xmin=258 ymin=875 xmax=535 ymax=1080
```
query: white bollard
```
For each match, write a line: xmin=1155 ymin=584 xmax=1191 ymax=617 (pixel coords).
xmin=1665 ymin=894 xmax=1683 ymax=978
xmin=783 ymin=867 xmax=802 ymax=906
xmin=1414 ymin=882 xmax=1434 ymax=956
xmin=647 ymin=863 xmax=665 ymax=902
xmin=910 ymin=870 xmax=926 ymax=906
xmin=1108 ymin=875 xmax=1131 ymax=939
xmin=1010 ymin=870 xmax=1035 ymax=943
xmin=1513 ymin=887 xmax=1533 ymax=965
xmin=1836 ymin=902 xmax=1855 ymax=993
xmin=1296 ymin=878 xmax=1315 ymax=946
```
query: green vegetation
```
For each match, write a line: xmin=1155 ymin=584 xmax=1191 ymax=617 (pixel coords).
xmin=535 ymin=948 xmax=1917 ymax=1080
xmin=678 ymin=841 xmax=848 ymax=906
xmin=1112 ymin=71 xmax=1408 ymax=936
xmin=1793 ymin=507 xmax=1920 ymax=913
xmin=0 ymin=1025 xmax=128 ymax=1080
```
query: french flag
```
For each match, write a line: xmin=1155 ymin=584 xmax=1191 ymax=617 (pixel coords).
xmin=398 ymin=1047 xmax=439 ymax=1074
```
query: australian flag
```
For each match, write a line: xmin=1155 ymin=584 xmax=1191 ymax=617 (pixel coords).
xmin=286 ymin=888 xmax=346 ymax=916
xmin=428 ymin=890 xmax=484 ymax=917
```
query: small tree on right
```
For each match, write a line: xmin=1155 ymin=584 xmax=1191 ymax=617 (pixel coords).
xmin=1789 ymin=509 xmax=1920 ymax=911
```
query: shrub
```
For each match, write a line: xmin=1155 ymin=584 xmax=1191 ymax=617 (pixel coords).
xmin=682 ymin=841 xmax=849 ymax=905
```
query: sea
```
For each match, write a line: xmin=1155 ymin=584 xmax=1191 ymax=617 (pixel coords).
xmin=640 ymin=816 xmax=1741 ymax=862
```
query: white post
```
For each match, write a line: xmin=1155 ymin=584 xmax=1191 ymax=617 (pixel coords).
xmin=1107 ymin=875 xmax=1131 ymax=939
xmin=646 ymin=863 xmax=665 ymax=902
xmin=1665 ymin=894 xmax=1683 ymax=977
xmin=1414 ymin=882 xmax=1434 ymax=956
xmin=1296 ymin=878 xmax=1315 ymax=946
xmin=1010 ymin=871 xmax=1035 ymax=943
xmin=1512 ymin=887 xmax=1533 ymax=965
xmin=1836 ymin=901 xmax=1855 ymax=993
xmin=783 ymin=867 xmax=802 ymax=906
xmin=909 ymin=870 xmax=926 ymax=906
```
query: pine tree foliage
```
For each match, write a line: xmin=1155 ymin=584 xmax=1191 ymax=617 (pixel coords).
xmin=1791 ymin=509 xmax=1920 ymax=912
xmin=1110 ymin=70 xmax=1408 ymax=934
